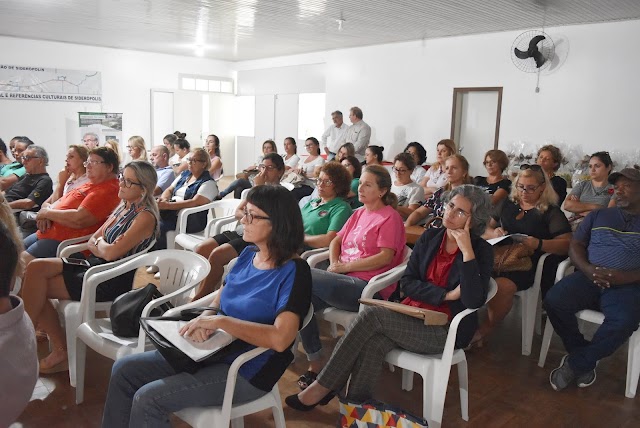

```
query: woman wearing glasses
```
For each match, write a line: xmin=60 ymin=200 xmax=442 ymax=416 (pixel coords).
xmin=287 ymin=185 xmax=493 ymax=409
xmin=126 ymin=136 xmax=148 ymax=162
xmin=102 ymin=185 xmax=311 ymax=427
xmin=216 ymin=139 xmax=277 ymax=199
xmin=474 ymin=149 xmax=511 ymax=206
xmin=22 ymin=147 xmax=121 ymax=263
xmin=20 ymin=161 xmax=159 ymax=373
xmin=295 ymin=165 xmax=406 ymax=390
xmin=155 ymin=148 xmax=217 ymax=249
xmin=477 ymin=166 xmax=571 ymax=347
xmin=391 ymin=152 xmax=425 ymax=220
xmin=291 ymin=137 xmax=325 ymax=201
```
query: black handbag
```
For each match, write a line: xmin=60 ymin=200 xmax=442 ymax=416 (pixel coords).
xmin=110 ymin=283 xmax=173 ymax=337
xmin=140 ymin=307 xmax=247 ymax=374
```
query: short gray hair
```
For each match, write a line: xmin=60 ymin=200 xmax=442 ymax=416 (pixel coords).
xmin=83 ymin=132 xmax=99 ymax=142
xmin=443 ymin=184 xmax=492 ymax=236
xmin=28 ymin=145 xmax=49 ymax=166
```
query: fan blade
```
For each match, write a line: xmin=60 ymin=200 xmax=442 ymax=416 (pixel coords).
xmin=533 ymin=51 xmax=546 ymax=68
xmin=514 ymin=47 xmax=530 ymax=59
xmin=528 ymin=35 xmax=546 ymax=52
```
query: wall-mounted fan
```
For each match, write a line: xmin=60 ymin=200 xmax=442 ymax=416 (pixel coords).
xmin=511 ymin=30 xmax=555 ymax=73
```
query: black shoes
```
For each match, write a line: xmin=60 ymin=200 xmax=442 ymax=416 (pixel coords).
xmin=285 ymin=391 xmax=336 ymax=411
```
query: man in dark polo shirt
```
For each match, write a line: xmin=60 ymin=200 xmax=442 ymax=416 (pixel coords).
xmin=4 ymin=145 xmax=53 ymax=212
xmin=545 ymin=167 xmax=640 ymax=391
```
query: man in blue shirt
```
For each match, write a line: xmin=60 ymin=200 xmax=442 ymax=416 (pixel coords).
xmin=149 ymin=145 xmax=175 ymax=196
xmin=545 ymin=167 xmax=640 ymax=391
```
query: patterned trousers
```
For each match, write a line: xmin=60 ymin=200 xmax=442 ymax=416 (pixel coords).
xmin=317 ymin=306 xmax=449 ymax=401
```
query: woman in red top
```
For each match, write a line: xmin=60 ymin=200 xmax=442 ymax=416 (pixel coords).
xmin=286 ymin=184 xmax=494 ymax=409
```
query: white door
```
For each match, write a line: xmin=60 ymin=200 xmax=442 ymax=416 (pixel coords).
xmin=174 ymin=90 xmax=206 ymax=148
xmin=254 ymin=94 xmax=276 ymax=162
xmin=151 ymin=89 xmax=174 ymax=148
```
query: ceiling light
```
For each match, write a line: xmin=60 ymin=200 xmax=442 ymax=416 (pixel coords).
xmin=336 ymin=18 xmax=345 ymax=31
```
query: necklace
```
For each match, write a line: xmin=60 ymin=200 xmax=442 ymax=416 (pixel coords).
xmin=591 ymin=181 xmax=612 ymax=196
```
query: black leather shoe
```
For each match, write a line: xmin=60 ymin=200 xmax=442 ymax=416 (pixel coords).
xmin=285 ymin=391 xmax=336 ymax=411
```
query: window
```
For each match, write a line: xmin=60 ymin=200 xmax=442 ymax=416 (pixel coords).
xmin=179 ymin=74 xmax=234 ymax=94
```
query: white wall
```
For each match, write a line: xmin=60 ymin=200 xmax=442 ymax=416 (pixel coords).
xmin=235 ymin=19 xmax=640 ymax=168
xmin=0 ymin=36 xmax=233 ymax=176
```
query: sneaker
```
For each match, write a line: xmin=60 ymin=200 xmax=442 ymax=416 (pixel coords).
xmin=576 ymin=362 xmax=598 ymax=388
xmin=550 ymin=354 xmax=575 ymax=391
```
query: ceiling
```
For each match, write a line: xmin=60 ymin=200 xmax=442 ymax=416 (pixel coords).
xmin=1 ymin=0 xmax=640 ymax=62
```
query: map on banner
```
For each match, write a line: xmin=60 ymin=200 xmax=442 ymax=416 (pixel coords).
xmin=0 ymin=64 xmax=102 ymax=103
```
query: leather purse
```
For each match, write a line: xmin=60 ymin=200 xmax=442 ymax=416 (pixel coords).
xmin=110 ymin=283 xmax=173 ymax=337
xmin=493 ymin=243 xmax=534 ymax=274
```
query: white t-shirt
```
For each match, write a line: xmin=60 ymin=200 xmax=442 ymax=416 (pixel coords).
xmin=283 ymin=154 xmax=300 ymax=169
xmin=391 ymin=181 xmax=425 ymax=207
xmin=170 ymin=176 xmax=218 ymax=202
xmin=425 ymin=165 xmax=448 ymax=188
xmin=169 ymin=152 xmax=191 ymax=168
xmin=298 ymin=156 xmax=325 ymax=187
xmin=411 ymin=167 xmax=427 ymax=185
xmin=63 ymin=173 xmax=90 ymax=195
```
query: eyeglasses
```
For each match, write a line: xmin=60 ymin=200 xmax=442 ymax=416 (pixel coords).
xmin=444 ymin=202 xmax=469 ymax=218
xmin=316 ymin=178 xmax=334 ymax=186
xmin=84 ymin=160 xmax=106 ymax=167
xmin=187 ymin=158 xmax=206 ymax=164
xmin=520 ymin=164 xmax=543 ymax=172
xmin=118 ymin=174 xmax=143 ymax=188
xmin=126 ymin=146 xmax=133 ymax=150
xmin=258 ymin=164 xmax=276 ymax=170
xmin=483 ymin=160 xmax=497 ymax=166
xmin=342 ymin=162 xmax=353 ymax=168
xmin=392 ymin=167 xmax=409 ymax=173
xmin=516 ymin=184 xmax=541 ymax=193
xmin=20 ymin=155 xmax=41 ymax=162
xmin=82 ymin=139 xmax=97 ymax=143
xmin=242 ymin=208 xmax=270 ymax=224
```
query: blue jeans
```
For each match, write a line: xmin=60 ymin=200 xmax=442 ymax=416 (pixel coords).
xmin=543 ymin=270 xmax=640 ymax=375
xmin=24 ymin=233 xmax=61 ymax=258
xmin=102 ymin=351 xmax=266 ymax=428
xmin=219 ymin=178 xmax=251 ymax=199
xmin=299 ymin=268 xmax=367 ymax=361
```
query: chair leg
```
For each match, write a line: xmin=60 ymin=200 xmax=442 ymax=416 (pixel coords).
xmin=230 ymin=418 xmax=244 ymax=428
xmin=521 ymin=288 xmax=538 ymax=356
xmin=75 ymin=337 xmax=87 ymax=404
xmin=66 ymin=313 xmax=81 ymax=387
xmin=424 ymin=365 xmax=449 ymax=428
xmin=626 ymin=330 xmax=640 ymax=398
xmin=538 ymin=318 xmax=555 ymax=367
xmin=330 ymin=322 xmax=338 ymax=339
xmin=535 ymin=297 xmax=543 ymax=335
xmin=271 ymin=402 xmax=287 ymax=428
xmin=401 ymin=369 xmax=414 ymax=392
xmin=456 ymin=358 xmax=469 ymax=421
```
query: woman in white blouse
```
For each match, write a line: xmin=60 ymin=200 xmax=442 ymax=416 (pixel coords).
xmin=283 ymin=137 xmax=300 ymax=171
xmin=291 ymin=137 xmax=325 ymax=201
xmin=420 ymin=139 xmax=456 ymax=197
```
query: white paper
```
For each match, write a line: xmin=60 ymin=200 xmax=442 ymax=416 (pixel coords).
xmin=146 ymin=320 xmax=235 ymax=362
xmin=98 ymin=332 xmax=138 ymax=346
xmin=486 ymin=233 xmax=529 ymax=246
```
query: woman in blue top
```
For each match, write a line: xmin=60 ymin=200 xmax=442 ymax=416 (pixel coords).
xmin=102 ymin=185 xmax=312 ymax=428
xmin=20 ymin=161 xmax=159 ymax=374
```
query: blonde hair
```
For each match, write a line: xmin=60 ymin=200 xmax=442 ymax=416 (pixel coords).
xmin=105 ymin=139 xmax=122 ymax=164
xmin=510 ymin=168 xmax=558 ymax=213
xmin=0 ymin=194 xmax=24 ymax=278
xmin=431 ymin=139 xmax=457 ymax=170
xmin=443 ymin=154 xmax=473 ymax=191
xmin=128 ymin=136 xmax=148 ymax=162
xmin=191 ymin=148 xmax=212 ymax=170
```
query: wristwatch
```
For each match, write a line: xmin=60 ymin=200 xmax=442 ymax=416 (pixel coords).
xmin=94 ymin=236 xmax=104 ymax=247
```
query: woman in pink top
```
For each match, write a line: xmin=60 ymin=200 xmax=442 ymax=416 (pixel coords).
xmin=296 ymin=165 xmax=406 ymax=389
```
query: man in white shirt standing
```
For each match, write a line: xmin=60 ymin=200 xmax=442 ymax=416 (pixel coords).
xmin=321 ymin=110 xmax=348 ymax=161
xmin=339 ymin=106 xmax=371 ymax=163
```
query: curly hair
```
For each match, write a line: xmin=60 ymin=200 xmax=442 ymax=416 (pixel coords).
xmin=320 ymin=162 xmax=351 ymax=198
xmin=537 ymin=145 xmax=563 ymax=172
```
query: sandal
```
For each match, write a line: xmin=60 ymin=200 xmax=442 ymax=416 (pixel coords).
xmin=297 ymin=370 xmax=318 ymax=390
xmin=39 ymin=347 xmax=68 ymax=375
xmin=36 ymin=330 xmax=49 ymax=343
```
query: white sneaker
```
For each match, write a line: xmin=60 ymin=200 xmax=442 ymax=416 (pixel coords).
xmin=146 ymin=265 xmax=159 ymax=274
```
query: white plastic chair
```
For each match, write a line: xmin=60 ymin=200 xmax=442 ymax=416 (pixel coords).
xmin=514 ymin=252 xmax=551 ymax=356
xmin=166 ymin=199 xmax=225 ymax=250
xmin=306 ymin=246 xmax=412 ymax=338
xmin=173 ymin=199 xmax=243 ymax=251
xmin=384 ymin=278 xmax=498 ymax=428
xmin=74 ymin=250 xmax=210 ymax=404
xmin=174 ymin=305 xmax=314 ymax=428
xmin=55 ymin=239 xmax=155 ymax=387
xmin=538 ymin=259 xmax=640 ymax=398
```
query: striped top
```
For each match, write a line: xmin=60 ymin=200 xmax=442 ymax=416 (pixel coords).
xmin=575 ymin=207 xmax=640 ymax=271
xmin=103 ymin=202 xmax=156 ymax=258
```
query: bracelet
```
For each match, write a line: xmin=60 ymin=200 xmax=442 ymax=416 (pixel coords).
xmin=94 ymin=236 xmax=103 ymax=247
xmin=537 ymin=238 xmax=543 ymax=251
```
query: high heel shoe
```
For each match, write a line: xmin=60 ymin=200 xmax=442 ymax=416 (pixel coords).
xmin=285 ymin=391 xmax=336 ymax=411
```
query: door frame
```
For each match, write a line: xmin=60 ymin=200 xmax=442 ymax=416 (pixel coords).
xmin=450 ymin=87 xmax=503 ymax=149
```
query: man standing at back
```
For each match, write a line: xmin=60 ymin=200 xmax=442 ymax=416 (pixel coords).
xmin=82 ymin=132 xmax=100 ymax=149
xmin=149 ymin=145 xmax=176 ymax=196
xmin=545 ymin=167 xmax=640 ymax=391
xmin=338 ymin=106 xmax=371 ymax=163
xmin=321 ymin=110 xmax=348 ymax=161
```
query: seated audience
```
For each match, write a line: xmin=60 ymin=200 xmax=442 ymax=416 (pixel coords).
xmin=104 ymin=139 xmax=122 ymax=166
xmin=420 ymin=139 xmax=456 ymax=197
xmin=149 ymin=145 xmax=176 ymax=196
xmin=156 ymin=148 xmax=217 ymax=249
xmin=405 ymin=154 xmax=472 ymax=227
xmin=20 ymin=161 xmax=159 ymax=373
xmin=101 ymin=185 xmax=311 ymax=427
xmin=0 ymin=136 xmax=33 ymax=191
xmin=564 ymin=151 xmax=615 ymax=228
xmin=391 ymin=152 xmax=425 ymax=220
xmin=474 ymin=149 xmax=511 ymax=206
xmin=205 ymin=134 xmax=223 ymax=180
xmin=0 ymin=197 xmax=38 ymax=428
xmin=480 ymin=166 xmax=571 ymax=346
xmin=283 ymin=137 xmax=300 ymax=170
xmin=364 ymin=145 xmax=384 ymax=166
xmin=536 ymin=144 xmax=567 ymax=204
xmin=126 ymin=136 xmax=148 ymax=162
xmin=217 ymin=139 xmax=277 ymax=199
xmin=45 ymin=144 xmax=89 ymax=205
xmin=22 ymin=147 xmax=120 ymax=263
xmin=287 ymin=185 xmax=492 ymax=408
xmin=162 ymin=133 xmax=177 ymax=159
xmin=0 ymin=138 xmax=12 ymax=174
xmin=169 ymin=135 xmax=191 ymax=175
xmin=404 ymin=141 xmax=428 ymax=184
xmin=291 ymin=137 xmax=325 ymax=201
xmin=296 ymin=165 xmax=406 ymax=388
xmin=336 ymin=142 xmax=355 ymax=162
xmin=545 ymin=168 xmax=640 ymax=391
xmin=4 ymin=145 xmax=53 ymax=212
xmin=341 ymin=155 xmax=363 ymax=209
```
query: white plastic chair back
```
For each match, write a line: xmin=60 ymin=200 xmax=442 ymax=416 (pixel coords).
xmin=173 ymin=199 xmax=243 ymax=251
